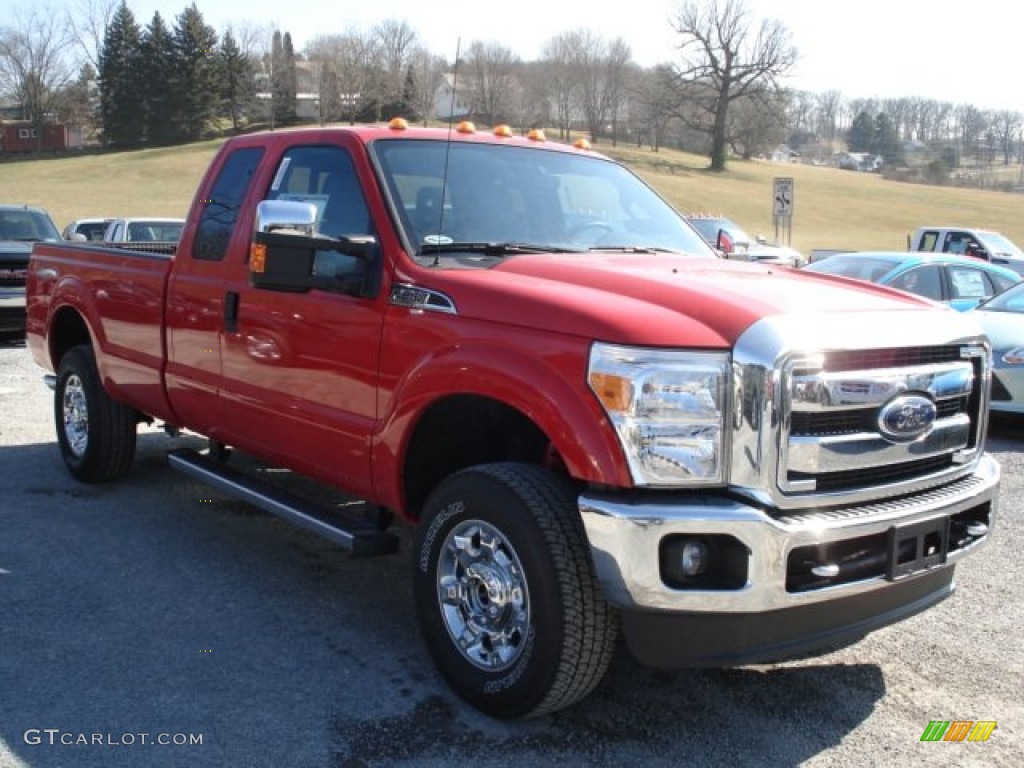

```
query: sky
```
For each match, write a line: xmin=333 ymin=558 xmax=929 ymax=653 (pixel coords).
xmin=117 ymin=0 xmax=1024 ymax=114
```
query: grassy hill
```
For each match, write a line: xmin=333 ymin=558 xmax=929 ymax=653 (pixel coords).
xmin=2 ymin=131 xmax=1023 ymax=256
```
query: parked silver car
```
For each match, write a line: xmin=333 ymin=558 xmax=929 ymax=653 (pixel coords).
xmin=63 ymin=217 xmax=114 ymax=242
xmin=685 ymin=215 xmax=805 ymax=267
xmin=969 ymin=281 xmax=1024 ymax=414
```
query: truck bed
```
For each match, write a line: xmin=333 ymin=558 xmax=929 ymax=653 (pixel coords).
xmin=27 ymin=241 xmax=176 ymax=422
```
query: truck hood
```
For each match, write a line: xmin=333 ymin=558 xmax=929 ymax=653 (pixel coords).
xmin=0 ymin=241 xmax=33 ymax=269
xmin=424 ymin=252 xmax=948 ymax=348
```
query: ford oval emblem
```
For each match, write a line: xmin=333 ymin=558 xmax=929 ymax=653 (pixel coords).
xmin=877 ymin=394 xmax=937 ymax=442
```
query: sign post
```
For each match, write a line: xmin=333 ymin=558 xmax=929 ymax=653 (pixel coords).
xmin=773 ymin=177 xmax=794 ymax=245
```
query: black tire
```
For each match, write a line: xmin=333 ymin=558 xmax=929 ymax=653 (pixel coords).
xmin=413 ymin=462 xmax=618 ymax=719
xmin=55 ymin=344 xmax=137 ymax=483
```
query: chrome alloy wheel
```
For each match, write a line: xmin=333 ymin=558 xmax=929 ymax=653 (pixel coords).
xmin=62 ymin=374 xmax=89 ymax=457
xmin=437 ymin=519 xmax=531 ymax=671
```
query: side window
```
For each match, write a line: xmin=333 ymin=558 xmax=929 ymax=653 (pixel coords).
xmin=992 ymin=273 xmax=1018 ymax=294
xmin=948 ymin=267 xmax=991 ymax=299
xmin=918 ymin=231 xmax=939 ymax=251
xmin=194 ymin=147 xmax=264 ymax=261
xmin=266 ymin=145 xmax=371 ymax=239
xmin=943 ymin=232 xmax=970 ymax=255
xmin=890 ymin=266 xmax=943 ymax=300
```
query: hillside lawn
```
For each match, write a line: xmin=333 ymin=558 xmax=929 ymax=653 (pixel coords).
xmin=2 ymin=130 xmax=1023 ymax=257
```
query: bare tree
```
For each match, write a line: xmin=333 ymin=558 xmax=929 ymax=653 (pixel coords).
xmin=508 ymin=60 xmax=553 ymax=133
xmin=786 ymin=90 xmax=816 ymax=137
xmin=0 ymin=7 xmax=75 ymax=146
xmin=407 ymin=47 xmax=447 ymax=125
xmin=631 ymin=65 xmax=677 ymax=151
xmin=462 ymin=41 xmax=520 ymax=125
xmin=993 ymin=110 xmax=1022 ymax=165
xmin=306 ymin=29 xmax=379 ymax=125
xmin=881 ymin=97 xmax=913 ymax=140
xmin=372 ymin=19 xmax=418 ymax=119
xmin=572 ymin=31 xmax=632 ymax=145
xmin=540 ymin=31 xmax=584 ymax=140
xmin=65 ymin=0 xmax=116 ymax=71
xmin=957 ymin=104 xmax=988 ymax=166
xmin=815 ymin=89 xmax=843 ymax=142
xmin=729 ymin=87 xmax=788 ymax=158
xmin=669 ymin=0 xmax=796 ymax=170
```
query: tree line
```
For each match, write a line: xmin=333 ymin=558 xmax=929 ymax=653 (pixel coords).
xmin=2 ymin=0 xmax=1023 ymax=178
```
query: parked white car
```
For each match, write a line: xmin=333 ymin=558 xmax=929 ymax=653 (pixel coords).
xmin=63 ymin=218 xmax=114 ymax=242
xmin=103 ymin=217 xmax=185 ymax=243
xmin=909 ymin=226 xmax=1024 ymax=276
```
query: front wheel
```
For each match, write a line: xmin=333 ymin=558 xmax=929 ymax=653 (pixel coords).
xmin=413 ymin=463 xmax=618 ymax=719
xmin=55 ymin=345 xmax=137 ymax=482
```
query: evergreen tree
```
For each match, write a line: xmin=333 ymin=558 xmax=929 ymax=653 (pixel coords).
xmin=172 ymin=4 xmax=221 ymax=141
xmin=875 ymin=112 xmax=904 ymax=167
xmin=401 ymin=66 xmax=416 ymax=120
xmin=220 ymin=29 xmax=255 ymax=131
xmin=270 ymin=30 xmax=284 ymax=126
xmin=274 ymin=31 xmax=297 ymax=124
xmin=98 ymin=1 xmax=144 ymax=146
xmin=847 ymin=110 xmax=876 ymax=153
xmin=140 ymin=12 xmax=176 ymax=145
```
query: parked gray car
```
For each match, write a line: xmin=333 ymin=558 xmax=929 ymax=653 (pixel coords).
xmin=0 ymin=205 xmax=61 ymax=337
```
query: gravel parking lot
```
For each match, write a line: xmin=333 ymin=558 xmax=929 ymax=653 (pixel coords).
xmin=1 ymin=336 xmax=1021 ymax=768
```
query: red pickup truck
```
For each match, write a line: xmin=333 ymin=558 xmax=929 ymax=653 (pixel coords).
xmin=26 ymin=121 xmax=999 ymax=719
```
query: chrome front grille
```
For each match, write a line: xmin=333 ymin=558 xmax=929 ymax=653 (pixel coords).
xmin=729 ymin=312 xmax=991 ymax=511
xmin=780 ymin=346 xmax=985 ymax=496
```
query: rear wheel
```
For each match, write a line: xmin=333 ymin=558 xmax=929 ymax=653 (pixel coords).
xmin=413 ymin=462 xmax=618 ymax=719
xmin=55 ymin=345 xmax=137 ymax=482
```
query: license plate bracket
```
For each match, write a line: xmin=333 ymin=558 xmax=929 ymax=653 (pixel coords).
xmin=887 ymin=517 xmax=949 ymax=580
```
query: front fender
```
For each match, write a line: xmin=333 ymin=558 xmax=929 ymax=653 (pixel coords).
xmin=372 ymin=332 xmax=631 ymax=511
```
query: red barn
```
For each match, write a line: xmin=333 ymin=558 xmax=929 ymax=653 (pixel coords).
xmin=0 ymin=122 xmax=81 ymax=153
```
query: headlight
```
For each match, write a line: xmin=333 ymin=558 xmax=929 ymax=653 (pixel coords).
xmin=588 ymin=343 xmax=729 ymax=486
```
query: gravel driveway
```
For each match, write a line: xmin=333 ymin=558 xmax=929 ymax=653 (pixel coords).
xmin=1 ymin=338 xmax=1020 ymax=767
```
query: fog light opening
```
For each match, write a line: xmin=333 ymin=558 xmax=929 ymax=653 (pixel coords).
xmin=680 ymin=539 xmax=710 ymax=577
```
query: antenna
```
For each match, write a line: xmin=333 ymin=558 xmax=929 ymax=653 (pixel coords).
xmin=432 ymin=38 xmax=460 ymax=267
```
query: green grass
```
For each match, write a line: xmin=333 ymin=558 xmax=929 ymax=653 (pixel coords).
xmin=2 ymin=134 xmax=1023 ymax=256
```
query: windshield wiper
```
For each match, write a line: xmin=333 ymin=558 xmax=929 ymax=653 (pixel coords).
xmin=587 ymin=245 xmax=674 ymax=254
xmin=420 ymin=241 xmax=585 ymax=257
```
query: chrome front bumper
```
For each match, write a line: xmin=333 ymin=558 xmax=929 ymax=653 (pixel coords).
xmin=579 ymin=453 xmax=999 ymax=614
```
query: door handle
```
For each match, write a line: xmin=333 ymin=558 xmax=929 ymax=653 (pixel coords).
xmin=224 ymin=291 xmax=240 ymax=333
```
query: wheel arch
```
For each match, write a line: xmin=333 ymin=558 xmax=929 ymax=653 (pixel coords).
xmin=377 ymin=345 xmax=631 ymax=520
xmin=48 ymin=305 xmax=94 ymax=370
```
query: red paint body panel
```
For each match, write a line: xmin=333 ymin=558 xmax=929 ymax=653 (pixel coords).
xmin=25 ymin=124 xmax=931 ymax=517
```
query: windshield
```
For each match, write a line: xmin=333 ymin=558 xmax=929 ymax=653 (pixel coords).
xmin=978 ymin=280 xmax=1024 ymax=312
xmin=372 ymin=139 xmax=716 ymax=263
xmin=977 ymin=231 xmax=1024 ymax=259
xmin=803 ymin=254 xmax=900 ymax=282
xmin=126 ymin=221 xmax=184 ymax=242
xmin=0 ymin=209 xmax=61 ymax=242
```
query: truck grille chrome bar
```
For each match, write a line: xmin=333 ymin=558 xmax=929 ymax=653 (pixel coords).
xmin=730 ymin=313 xmax=992 ymax=511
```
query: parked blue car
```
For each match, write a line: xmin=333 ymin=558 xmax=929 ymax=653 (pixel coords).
xmin=802 ymin=251 xmax=1022 ymax=311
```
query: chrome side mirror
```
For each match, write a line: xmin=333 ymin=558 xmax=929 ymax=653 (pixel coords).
xmin=255 ymin=200 xmax=317 ymax=235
